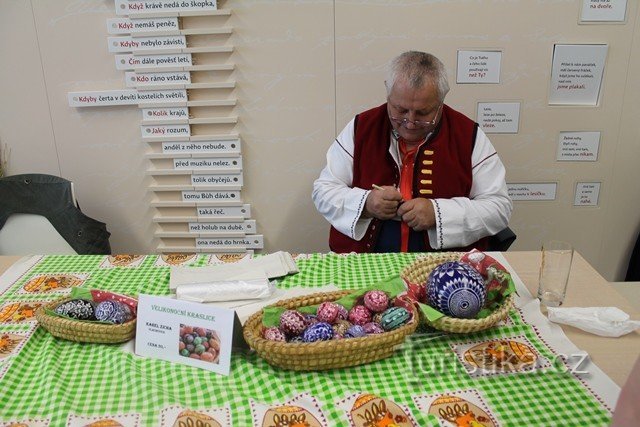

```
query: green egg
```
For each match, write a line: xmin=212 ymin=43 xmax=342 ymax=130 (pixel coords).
xmin=193 ymin=336 xmax=203 ymax=346
xmin=195 ymin=344 xmax=205 ymax=355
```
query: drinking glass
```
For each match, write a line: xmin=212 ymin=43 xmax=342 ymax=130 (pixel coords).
xmin=537 ymin=240 xmax=574 ymax=307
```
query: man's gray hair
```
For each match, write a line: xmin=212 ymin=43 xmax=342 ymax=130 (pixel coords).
xmin=385 ymin=51 xmax=450 ymax=102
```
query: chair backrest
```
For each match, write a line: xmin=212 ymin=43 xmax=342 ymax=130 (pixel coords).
xmin=0 ymin=174 xmax=111 ymax=255
xmin=487 ymin=227 xmax=517 ymax=252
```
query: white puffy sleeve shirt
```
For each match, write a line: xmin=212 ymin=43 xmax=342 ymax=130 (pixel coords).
xmin=312 ymin=119 xmax=513 ymax=250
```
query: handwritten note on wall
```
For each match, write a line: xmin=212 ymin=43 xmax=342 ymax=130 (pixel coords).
xmin=549 ymin=44 xmax=608 ymax=105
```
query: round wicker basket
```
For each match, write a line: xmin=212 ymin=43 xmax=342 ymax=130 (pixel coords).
xmin=35 ymin=297 xmax=136 ymax=344
xmin=243 ymin=290 xmax=419 ymax=371
xmin=401 ymin=252 xmax=514 ymax=333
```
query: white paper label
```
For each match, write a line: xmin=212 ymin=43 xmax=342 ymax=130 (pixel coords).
xmin=196 ymin=235 xmax=264 ymax=250
xmin=456 ymin=50 xmax=502 ymax=84
xmin=174 ymin=157 xmax=242 ymax=170
xmin=549 ymin=44 xmax=608 ymax=106
xmin=477 ymin=102 xmax=520 ymax=134
xmin=574 ymin=182 xmax=601 ymax=206
xmin=581 ymin=0 xmax=627 ymax=22
xmin=116 ymin=0 xmax=217 ymax=15
xmin=197 ymin=204 xmax=250 ymax=218
xmin=126 ymin=71 xmax=191 ymax=87
xmin=108 ymin=36 xmax=140 ymax=53
xmin=188 ymin=220 xmax=256 ymax=233
xmin=556 ymin=131 xmax=600 ymax=161
xmin=142 ymin=124 xmax=190 ymax=138
xmin=142 ymin=106 xmax=189 ymax=120
xmin=68 ymin=90 xmax=138 ymax=107
xmin=133 ymin=35 xmax=186 ymax=51
xmin=191 ymin=173 xmax=242 ymax=187
xmin=115 ymin=53 xmax=192 ymax=70
xmin=162 ymin=140 xmax=241 ymax=155
xmin=508 ymin=183 xmax=557 ymax=201
xmin=182 ymin=191 xmax=241 ymax=201
xmin=137 ymin=89 xmax=188 ymax=103
xmin=108 ymin=17 xmax=180 ymax=34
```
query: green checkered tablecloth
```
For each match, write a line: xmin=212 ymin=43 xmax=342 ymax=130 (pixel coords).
xmin=0 ymin=254 xmax=613 ymax=426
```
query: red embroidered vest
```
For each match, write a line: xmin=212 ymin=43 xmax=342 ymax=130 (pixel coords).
xmin=329 ymin=103 xmax=488 ymax=253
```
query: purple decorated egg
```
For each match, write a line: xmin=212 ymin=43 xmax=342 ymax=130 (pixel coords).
xmin=303 ymin=314 xmax=319 ymax=327
xmin=362 ymin=322 xmax=385 ymax=334
xmin=263 ymin=327 xmax=286 ymax=342
xmin=336 ymin=304 xmax=349 ymax=320
xmin=95 ymin=300 xmax=118 ymax=322
xmin=332 ymin=319 xmax=352 ymax=336
xmin=363 ymin=290 xmax=389 ymax=313
xmin=279 ymin=310 xmax=306 ymax=336
xmin=302 ymin=322 xmax=334 ymax=342
xmin=348 ymin=305 xmax=372 ymax=325
xmin=345 ymin=324 xmax=366 ymax=338
xmin=316 ymin=301 xmax=340 ymax=324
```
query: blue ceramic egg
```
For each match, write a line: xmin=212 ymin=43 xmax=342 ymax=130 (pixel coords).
xmin=426 ymin=261 xmax=486 ymax=319
xmin=302 ymin=322 xmax=334 ymax=342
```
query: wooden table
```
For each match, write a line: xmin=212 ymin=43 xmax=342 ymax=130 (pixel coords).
xmin=0 ymin=252 xmax=638 ymax=386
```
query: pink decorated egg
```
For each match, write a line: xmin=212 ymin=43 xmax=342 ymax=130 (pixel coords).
xmin=362 ymin=322 xmax=385 ymax=334
xmin=348 ymin=305 xmax=372 ymax=325
xmin=363 ymin=290 xmax=389 ymax=313
xmin=316 ymin=301 xmax=340 ymax=324
xmin=336 ymin=304 xmax=349 ymax=320
xmin=263 ymin=327 xmax=286 ymax=342
xmin=279 ymin=310 xmax=306 ymax=336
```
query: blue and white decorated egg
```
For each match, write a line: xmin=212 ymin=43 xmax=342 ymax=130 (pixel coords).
xmin=302 ymin=322 xmax=334 ymax=342
xmin=426 ymin=261 xmax=486 ymax=319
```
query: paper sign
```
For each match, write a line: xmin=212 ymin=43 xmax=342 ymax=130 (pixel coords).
xmin=477 ymin=102 xmax=520 ymax=133
xmin=508 ymin=183 xmax=557 ymax=201
xmin=142 ymin=124 xmax=191 ymax=138
xmin=127 ymin=71 xmax=191 ymax=88
xmin=557 ymin=131 xmax=600 ymax=161
xmin=115 ymin=53 xmax=192 ymax=70
xmin=137 ymin=89 xmax=188 ymax=104
xmin=197 ymin=204 xmax=251 ymax=218
xmin=574 ymin=182 xmax=601 ymax=206
xmin=581 ymin=0 xmax=627 ymax=22
xmin=188 ymin=220 xmax=256 ymax=233
xmin=142 ymin=106 xmax=189 ymax=121
xmin=174 ymin=157 xmax=242 ymax=170
xmin=68 ymin=90 xmax=138 ymax=107
xmin=549 ymin=44 xmax=608 ymax=105
xmin=162 ymin=140 xmax=241 ymax=155
xmin=456 ymin=50 xmax=502 ymax=84
xmin=108 ymin=36 xmax=141 ymax=53
xmin=135 ymin=294 xmax=234 ymax=375
xmin=116 ymin=0 xmax=217 ymax=16
xmin=107 ymin=17 xmax=180 ymax=34
xmin=191 ymin=173 xmax=243 ymax=187
xmin=196 ymin=235 xmax=264 ymax=250
xmin=182 ymin=190 xmax=241 ymax=201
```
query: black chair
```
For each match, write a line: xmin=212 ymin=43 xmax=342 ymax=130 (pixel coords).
xmin=626 ymin=230 xmax=640 ymax=281
xmin=0 ymin=174 xmax=111 ymax=255
xmin=488 ymin=227 xmax=517 ymax=252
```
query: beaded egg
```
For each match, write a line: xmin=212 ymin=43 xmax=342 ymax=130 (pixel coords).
xmin=263 ymin=327 xmax=286 ymax=342
xmin=362 ymin=322 xmax=385 ymax=334
xmin=348 ymin=305 xmax=372 ymax=325
xmin=336 ymin=304 xmax=349 ymax=321
xmin=54 ymin=299 xmax=96 ymax=320
xmin=363 ymin=290 xmax=389 ymax=313
xmin=279 ymin=310 xmax=306 ymax=336
xmin=316 ymin=301 xmax=340 ymax=324
xmin=302 ymin=322 xmax=334 ymax=342
xmin=345 ymin=324 xmax=366 ymax=338
xmin=332 ymin=319 xmax=352 ymax=336
xmin=426 ymin=261 xmax=486 ymax=319
xmin=380 ymin=307 xmax=411 ymax=331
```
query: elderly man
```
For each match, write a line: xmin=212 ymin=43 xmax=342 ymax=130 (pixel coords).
xmin=313 ymin=51 xmax=512 ymax=253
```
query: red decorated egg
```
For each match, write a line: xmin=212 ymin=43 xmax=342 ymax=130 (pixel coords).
xmin=263 ymin=326 xmax=286 ymax=342
xmin=279 ymin=310 xmax=306 ymax=336
xmin=363 ymin=290 xmax=389 ymax=313
xmin=348 ymin=305 xmax=372 ymax=325
xmin=316 ymin=301 xmax=340 ymax=324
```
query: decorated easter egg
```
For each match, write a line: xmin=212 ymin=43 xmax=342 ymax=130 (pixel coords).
xmin=332 ymin=319 xmax=352 ymax=336
xmin=363 ymin=290 xmax=390 ymax=313
xmin=54 ymin=299 xmax=96 ymax=320
xmin=348 ymin=305 xmax=372 ymax=325
xmin=362 ymin=322 xmax=384 ymax=334
xmin=316 ymin=301 xmax=340 ymax=324
xmin=302 ymin=322 xmax=334 ymax=342
xmin=279 ymin=310 xmax=306 ymax=336
xmin=380 ymin=307 xmax=410 ymax=331
xmin=95 ymin=300 xmax=118 ymax=322
xmin=345 ymin=324 xmax=366 ymax=338
xmin=336 ymin=304 xmax=349 ymax=321
xmin=303 ymin=314 xmax=319 ymax=327
xmin=263 ymin=327 xmax=286 ymax=342
xmin=372 ymin=312 xmax=384 ymax=325
xmin=428 ymin=395 xmax=497 ymax=427
xmin=426 ymin=261 xmax=486 ymax=318
xmin=288 ymin=336 xmax=304 ymax=343
xmin=108 ymin=301 xmax=133 ymax=324
xmin=463 ymin=339 xmax=538 ymax=372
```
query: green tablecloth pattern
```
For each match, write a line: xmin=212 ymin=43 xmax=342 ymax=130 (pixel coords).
xmin=0 ymin=254 xmax=611 ymax=426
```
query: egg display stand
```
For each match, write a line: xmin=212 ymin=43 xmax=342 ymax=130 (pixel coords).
xmin=35 ymin=297 xmax=136 ymax=343
xmin=401 ymin=252 xmax=514 ymax=333
xmin=243 ymin=290 xmax=419 ymax=371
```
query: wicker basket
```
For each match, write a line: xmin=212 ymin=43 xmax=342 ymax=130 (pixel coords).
xmin=243 ymin=290 xmax=419 ymax=371
xmin=35 ymin=297 xmax=136 ymax=343
xmin=401 ymin=252 xmax=514 ymax=333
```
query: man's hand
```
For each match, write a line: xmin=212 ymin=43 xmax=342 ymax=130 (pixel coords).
xmin=397 ymin=198 xmax=436 ymax=231
xmin=364 ymin=186 xmax=403 ymax=220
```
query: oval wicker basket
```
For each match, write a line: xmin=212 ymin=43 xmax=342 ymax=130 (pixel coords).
xmin=35 ymin=297 xmax=136 ymax=344
xmin=243 ymin=290 xmax=419 ymax=371
xmin=401 ymin=252 xmax=514 ymax=334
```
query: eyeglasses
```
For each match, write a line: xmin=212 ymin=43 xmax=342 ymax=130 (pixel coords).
xmin=389 ymin=104 xmax=442 ymax=129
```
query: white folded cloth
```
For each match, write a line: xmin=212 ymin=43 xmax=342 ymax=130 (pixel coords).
xmin=547 ymin=306 xmax=640 ymax=337
xmin=175 ymin=278 xmax=275 ymax=303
